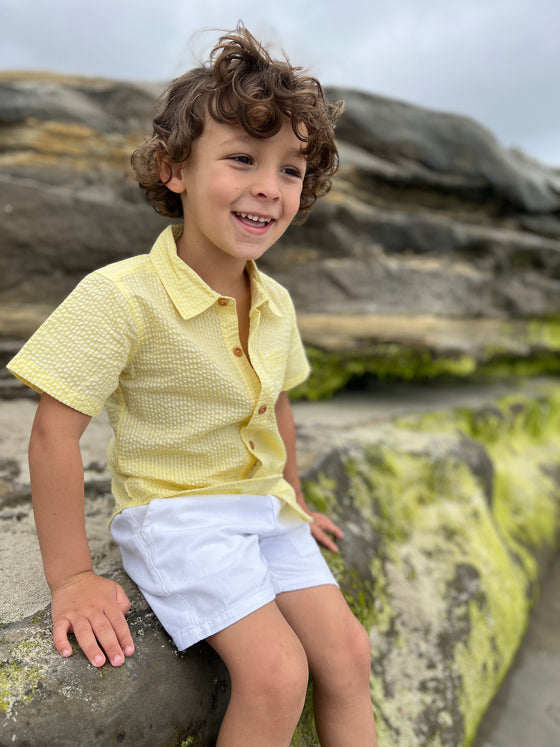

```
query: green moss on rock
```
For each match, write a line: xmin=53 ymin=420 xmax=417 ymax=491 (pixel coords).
xmin=296 ymin=382 xmax=560 ymax=746
xmin=292 ymin=345 xmax=477 ymax=400
xmin=527 ymin=318 xmax=560 ymax=350
xmin=292 ymin=319 xmax=560 ymax=400
xmin=0 ymin=627 xmax=51 ymax=714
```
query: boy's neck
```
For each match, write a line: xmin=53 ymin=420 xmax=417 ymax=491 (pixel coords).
xmin=175 ymin=232 xmax=250 ymax=299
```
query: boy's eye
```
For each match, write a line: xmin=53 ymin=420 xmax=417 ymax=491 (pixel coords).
xmin=282 ymin=166 xmax=303 ymax=179
xmin=230 ymin=155 xmax=252 ymax=165
xmin=284 ymin=166 xmax=301 ymax=179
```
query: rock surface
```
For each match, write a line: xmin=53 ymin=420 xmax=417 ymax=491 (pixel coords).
xmin=1 ymin=73 xmax=560 ymax=397
xmin=2 ymin=71 xmax=560 ymax=746
xmin=1 ymin=586 xmax=230 ymax=746
xmin=296 ymin=380 xmax=560 ymax=746
xmin=1 ymin=381 xmax=559 ymax=745
xmin=472 ymin=551 xmax=560 ymax=747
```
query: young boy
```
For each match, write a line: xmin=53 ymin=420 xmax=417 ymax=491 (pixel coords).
xmin=8 ymin=25 xmax=377 ymax=746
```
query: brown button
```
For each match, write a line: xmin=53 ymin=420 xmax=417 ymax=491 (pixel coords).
xmin=233 ymin=347 xmax=244 ymax=357
xmin=218 ymin=298 xmax=228 ymax=306
xmin=249 ymin=440 xmax=255 ymax=450
xmin=258 ymin=405 xmax=267 ymax=415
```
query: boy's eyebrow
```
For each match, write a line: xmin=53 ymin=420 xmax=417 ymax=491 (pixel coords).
xmin=283 ymin=148 xmax=307 ymax=163
xmin=219 ymin=135 xmax=307 ymax=160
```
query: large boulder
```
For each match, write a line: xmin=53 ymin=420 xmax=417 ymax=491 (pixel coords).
xmin=0 ymin=400 xmax=229 ymax=746
xmin=294 ymin=380 xmax=560 ymax=745
xmin=1 ymin=578 xmax=230 ymax=746
xmin=263 ymin=90 xmax=560 ymax=395
xmin=0 ymin=73 xmax=164 ymax=307
xmin=327 ymin=88 xmax=560 ymax=214
xmin=1 ymin=73 xmax=560 ymax=396
xmin=1 ymin=381 xmax=559 ymax=745
xmin=1 ymin=72 xmax=560 ymax=746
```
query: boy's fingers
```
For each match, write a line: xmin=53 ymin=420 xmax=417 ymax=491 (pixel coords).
xmin=310 ymin=512 xmax=345 ymax=552
xmin=50 ymin=576 xmax=135 ymax=666
xmin=52 ymin=617 xmax=74 ymax=658
xmin=320 ymin=517 xmax=344 ymax=538
xmin=115 ymin=584 xmax=132 ymax=615
xmin=72 ymin=616 xmax=109 ymax=667
xmin=53 ymin=615 xmax=106 ymax=666
xmin=53 ymin=611 xmax=132 ymax=667
xmin=311 ymin=524 xmax=340 ymax=553
xmin=74 ymin=614 xmax=125 ymax=667
xmin=105 ymin=606 xmax=135 ymax=658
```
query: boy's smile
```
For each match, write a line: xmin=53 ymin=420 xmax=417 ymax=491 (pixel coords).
xmin=233 ymin=212 xmax=274 ymax=231
xmin=163 ymin=117 xmax=307 ymax=280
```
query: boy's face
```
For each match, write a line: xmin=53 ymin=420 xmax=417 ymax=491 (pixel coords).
xmin=164 ymin=116 xmax=307 ymax=268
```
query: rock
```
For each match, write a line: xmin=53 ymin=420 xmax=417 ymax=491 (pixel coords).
xmin=270 ymin=200 xmax=560 ymax=318
xmin=325 ymin=88 xmax=560 ymax=214
xmin=472 ymin=551 xmax=560 ymax=747
xmin=290 ymin=314 xmax=560 ymax=399
xmin=0 ymin=402 xmax=230 ymax=746
xmin=2 ymin=71 xmax=560 ymax=746
xmin=0 ymin=580 xmax=229 ymax=746
xmin=0 ymin=72 xmax=165 ymax=307
xmin=1 ymin=381 xmax=559 ymax=745
xmin=0 ymin=73 xmax=162 ymax=133
xmin=294 ymin=379 xmax=560 ymax=746
xmin=2 ymin=72 xmax=560 ymax=391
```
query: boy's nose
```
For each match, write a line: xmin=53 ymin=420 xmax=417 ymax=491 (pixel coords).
xmin=251 ymin=169 xmax=281 ymax=200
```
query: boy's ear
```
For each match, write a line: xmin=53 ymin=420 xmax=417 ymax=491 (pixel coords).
xmin=157 ymin=154 xmax=186 ymax=194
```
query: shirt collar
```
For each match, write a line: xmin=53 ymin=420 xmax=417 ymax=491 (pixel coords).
xmin=150 ymin=225 xmax=283 ymax=320
xmin=246 ymin=261 xmax=283 ymax=318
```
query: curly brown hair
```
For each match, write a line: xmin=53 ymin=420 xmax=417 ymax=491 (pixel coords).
xmin=130 ymin=23 xmax=344 ymax=222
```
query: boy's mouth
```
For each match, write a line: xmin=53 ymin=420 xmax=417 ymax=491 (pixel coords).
xmin=234 ymin=212 xmax=273 ymax=227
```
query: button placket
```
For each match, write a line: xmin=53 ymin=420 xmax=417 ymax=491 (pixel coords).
xmin=217 ymin=296 xmax=240 ymax=357
xmin=218 ymin=299 xmax=244 ymax=359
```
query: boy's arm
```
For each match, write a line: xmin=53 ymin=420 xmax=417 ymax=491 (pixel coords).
xmin=29 ymin=393 xmax=134 ymax=667
xmin=275 ymin=391 xmax=343 ymax=553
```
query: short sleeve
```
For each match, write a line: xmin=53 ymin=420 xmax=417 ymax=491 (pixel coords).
xmin=7 ymin=272 xmax=139 ymax=416
xmin=282 ymin=299 xmax=310 ymax=392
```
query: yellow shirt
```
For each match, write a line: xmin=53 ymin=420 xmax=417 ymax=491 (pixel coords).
xmin=8 ymin=226 xmax=311 ymax=520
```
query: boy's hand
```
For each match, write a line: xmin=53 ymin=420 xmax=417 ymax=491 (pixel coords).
xmin=309 ymin=512 xmax=344 ymax=553
xmin=50 ymin=571 xmax=135 ymax=668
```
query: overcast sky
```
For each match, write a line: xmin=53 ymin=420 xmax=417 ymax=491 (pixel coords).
xmin=2 ymin=0 xmax=559 ymax=166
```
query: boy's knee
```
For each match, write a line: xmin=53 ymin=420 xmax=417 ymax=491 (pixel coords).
xmin=322 ymin=619 xmax=372 ymax=689
xmin=263 ymin=642 xmax=309 ymax=703
xmin=350 ymin=621 xmax=373 ymax=676
xmin=236 ymin=638 xmax=309 ymax=708
xmin=252 ymin=646 xmax=309 ymax=713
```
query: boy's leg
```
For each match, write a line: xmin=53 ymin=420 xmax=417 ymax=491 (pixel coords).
xmin=206 ymin=601 xmax=309 ymax=747
xmin=275 ymin=584 xmax=377 ymax=747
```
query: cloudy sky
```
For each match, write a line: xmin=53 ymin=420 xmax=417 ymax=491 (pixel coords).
xmin=2 ymin=0 xmax=559 ymax=166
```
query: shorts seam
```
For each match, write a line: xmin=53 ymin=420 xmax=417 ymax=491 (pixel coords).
xmin=171 ymin=586 xmax=277 ymax=651
xmin=273 ymin=577 xmax=339 ymax=595
xmin=134 ymin=524 xmax=171 ymax=595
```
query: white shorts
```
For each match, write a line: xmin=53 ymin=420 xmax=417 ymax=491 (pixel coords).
xmin=110 ymin=494 xmax=338 ymax=651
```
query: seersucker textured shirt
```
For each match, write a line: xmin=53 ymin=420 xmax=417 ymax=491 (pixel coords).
xmin=8 ymin=225 xmax=311 ymax=520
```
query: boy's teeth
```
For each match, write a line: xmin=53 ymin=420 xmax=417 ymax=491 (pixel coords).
xmin=237 ymin=212 xmax=271 ymax=224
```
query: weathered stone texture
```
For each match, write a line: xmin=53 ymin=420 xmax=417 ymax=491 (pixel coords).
xmin=2 ymin=72 xmax=560 ymax=746
xmin=1 ymin=73 xmax=560 ymax=389
xmin=1 ymin=580 xmax=229 ymax=746
xmin=2 ymin=382 xmax=559 ymax=745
